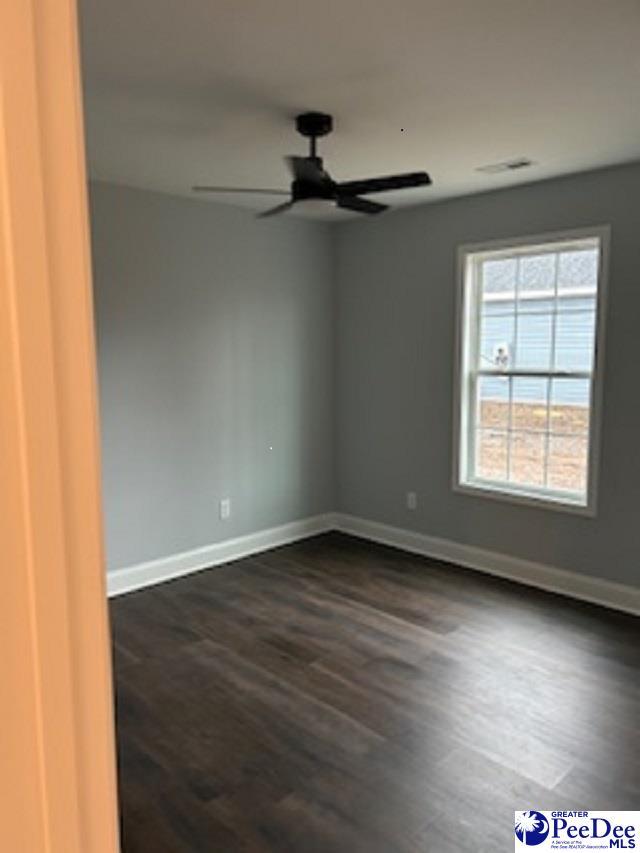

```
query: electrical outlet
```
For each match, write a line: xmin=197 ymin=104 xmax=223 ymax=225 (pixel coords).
xmin=219 ymin=498 xmax=231 ymax=520
xmin=406 ymin=491 xmax=418 ymax=511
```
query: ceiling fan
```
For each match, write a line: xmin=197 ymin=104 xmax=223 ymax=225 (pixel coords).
xmin=192 ymin=112 xmax=432 ymax=217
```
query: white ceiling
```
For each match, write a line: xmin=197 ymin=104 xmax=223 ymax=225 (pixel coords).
xmin=79 ymin=0 xmax=640 ymax=219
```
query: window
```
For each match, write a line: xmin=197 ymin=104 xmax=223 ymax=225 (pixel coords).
xmin=454 ymin=228 xmax=608 ymax=513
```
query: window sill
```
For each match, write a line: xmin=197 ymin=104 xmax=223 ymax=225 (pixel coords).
xmin=454 ymin=478 xmax=596 ymax=517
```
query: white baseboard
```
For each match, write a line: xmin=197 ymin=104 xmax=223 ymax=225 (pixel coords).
xmin=107 ymin=513 xmax=335 ymax=597
xmin=107 ymin=508 xmax=640 ymax=617
xmin=334 ymin=513 xmax=640 ymax=617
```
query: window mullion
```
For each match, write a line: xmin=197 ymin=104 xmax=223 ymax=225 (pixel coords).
xmin=512 ymin=256 xmax=520 ymax=373
xmin=544 ymin=252 xmax=560 ymax=486
xmin=507 ymin=257 xmax=521 ymax=483
xmin=477 ymin=369 xmax=591 ymax=379
xmin=506 ymin=374 xmax=513 ymax=480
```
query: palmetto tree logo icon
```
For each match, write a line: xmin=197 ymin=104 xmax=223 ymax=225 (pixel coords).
xmin=515 ymin=811 xmax=550 ymax=846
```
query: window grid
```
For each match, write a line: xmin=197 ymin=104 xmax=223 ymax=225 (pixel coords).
xmin=506 ymin=256 xmax=520 ymax=481
xmin=462 ymin=235 xmax=602 ymax=505
xmin=542 ymin=251 xmax=560 ymax=487
xmin=476 ymin=425 xmax=589 ymax=439
xmin=485 ymin=307 xmax=595 ymax=319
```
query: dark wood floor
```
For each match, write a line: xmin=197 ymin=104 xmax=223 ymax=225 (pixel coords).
xmin=111 ymin=532 xmax=640 ymax=852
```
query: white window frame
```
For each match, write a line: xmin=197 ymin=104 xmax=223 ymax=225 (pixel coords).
xmin=453 ymin=226 xmax=610 ymax=516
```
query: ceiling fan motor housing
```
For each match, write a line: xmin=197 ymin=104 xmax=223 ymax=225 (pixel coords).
xmin=292 ymin=178 xmax=334 ymax=202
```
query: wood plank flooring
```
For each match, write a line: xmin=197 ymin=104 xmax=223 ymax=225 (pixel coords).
xmin=111 ymin=532 xmax=640 ymax=852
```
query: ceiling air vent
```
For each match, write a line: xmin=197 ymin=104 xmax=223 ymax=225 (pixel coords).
xmin=476 ymin=158 xmax=535 ymax=174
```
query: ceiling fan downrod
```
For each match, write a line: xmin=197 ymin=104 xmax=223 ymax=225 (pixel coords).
xmin=295 ymin=111 xmax=333 ymax=160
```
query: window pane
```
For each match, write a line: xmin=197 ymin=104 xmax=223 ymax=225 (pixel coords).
xmin=512 ymin=377 xmax=548 ymax=432
xmin=509 ymin=431 xmax=545 ymax=487
xmin=475 ymin=430 xmax=508 ymax=481
xmin=517 ymin=296 xmax=555 ymax=315
xmin=477 ymin=376 xmax=509 ymax=429
xmin=556 ymin=294 xmax=596 ymax=314
xmin=558 ymin=248 xmax=598 ymax=293
xmin=547 ymin=435 xmax=588 ymax=493
xmin=550 ymin=378 xmax=591 ymax=434
xmin=518 ymin=253 xmax=555 ymax=295
xmin=514 ymin=312 xmax=552 ymax=370
xmin=482 ymin=297 xmax=514 ymax=317
xmin=482 ymin=258 xmax=517 ymax=296
xmin=554 ymin=311 xmax=596 ymax=371
xmin=480 ymin=313 xmax=514 ymax=369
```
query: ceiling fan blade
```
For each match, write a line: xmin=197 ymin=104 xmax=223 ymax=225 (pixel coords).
xmin=285 ymin=156 xmax=330 ymax=185
xmin=192 ymin=186 xmax=289 ymax=195
xmin=336 ymin=171 xmax=431 ymax=196
xmin=257 ymin=200 xmax=296 ymax=218
xmin=336 ymin=195 xmax=388 ymax=215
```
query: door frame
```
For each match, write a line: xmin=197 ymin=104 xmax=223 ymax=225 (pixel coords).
xmin=0 ymin=0 xmax=120 ymax=850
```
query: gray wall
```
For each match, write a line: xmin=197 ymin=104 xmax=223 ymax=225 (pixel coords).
xmin=90 ymin=182 xmax=333 ymax=571
xmin=92 ymin=165 xmax=640 ymax=588
xmin=335 ymin=163 xmax=640 ymax=588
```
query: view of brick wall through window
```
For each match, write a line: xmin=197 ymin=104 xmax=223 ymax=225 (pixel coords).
xmin=467 ymin=241 xmax=599 ymax=498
